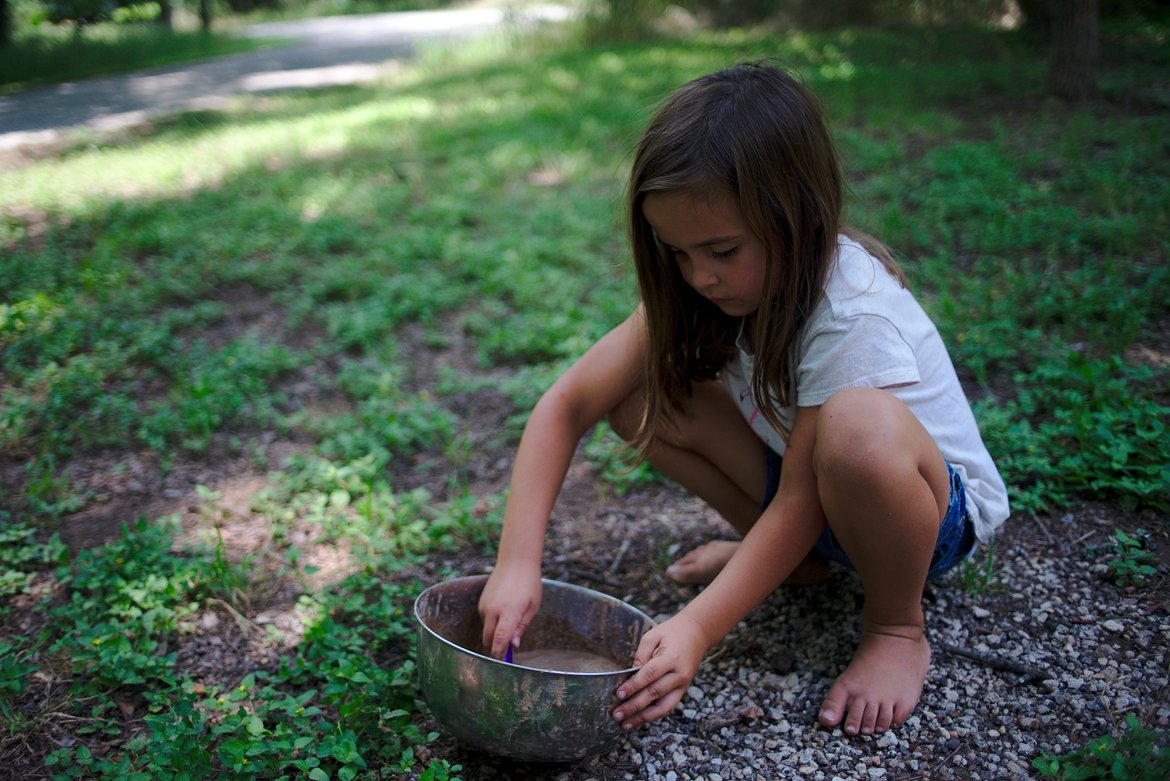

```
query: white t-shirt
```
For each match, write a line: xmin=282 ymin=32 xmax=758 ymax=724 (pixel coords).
xmin=721 ymin=237 xmax=1010 ymax=542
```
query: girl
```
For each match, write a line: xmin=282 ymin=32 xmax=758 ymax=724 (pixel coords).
xmin=478 ymin=61 xmax=1009 ymax=738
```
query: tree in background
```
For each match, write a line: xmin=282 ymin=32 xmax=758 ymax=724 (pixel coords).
xmin=1020 ymin=0 xmax=1104 ymax=101
xmin=1017 ymin=0 xmax=1053 ymax=34
xmin=1049 ymin=0 xmax=1100 ymax=100
xmin=1 ymin=0 xmax=11 ymax=46
xmin=594 ymin=0 xmax=1115 ymax=102
xmin=585 ymin=0 xmax=668 ymax=42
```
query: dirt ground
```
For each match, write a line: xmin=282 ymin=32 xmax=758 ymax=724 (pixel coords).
xmin=3 ymin=309 xmax=1169 ymax=779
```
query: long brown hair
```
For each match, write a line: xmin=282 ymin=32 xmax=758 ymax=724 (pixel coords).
xmin=628 ymin=61 xmax=902 ymax=448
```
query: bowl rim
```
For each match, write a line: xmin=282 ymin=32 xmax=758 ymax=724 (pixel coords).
xmin=413 ymin=574 xmax=655 ymax=677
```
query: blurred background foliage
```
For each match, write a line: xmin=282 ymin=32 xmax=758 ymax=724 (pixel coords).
xmin=6 ymin=0 xmax=1167 ymax=94
xmin=2 ymin=0 xmax=1166 ymax=37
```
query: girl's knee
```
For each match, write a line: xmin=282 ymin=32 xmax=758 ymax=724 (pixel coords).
xmin=813 ymin=388 xmax=949 ymax=518
xmin=815 ymin=388 xmax=909 ymax=472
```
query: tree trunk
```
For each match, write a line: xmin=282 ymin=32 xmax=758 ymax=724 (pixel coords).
xmin=0 ymin=0 xmax=11 ymax=48
xmin=158 ymin=0 xmax=173 ymax=28
xmin=199 ymin=0 xmax=212 ymax=32
xmin=1017 ymin=0 xmax=1053 ymax=37
xmin=1049 ymin=0 xmax=1098 ymax=101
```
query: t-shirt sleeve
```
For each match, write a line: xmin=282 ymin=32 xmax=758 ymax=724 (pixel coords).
xmin=796 ymin=314 xmax=921 ymax=407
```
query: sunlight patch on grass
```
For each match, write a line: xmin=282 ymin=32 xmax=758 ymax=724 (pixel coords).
xmin=0 ymin=92 xmax=445 ymax=211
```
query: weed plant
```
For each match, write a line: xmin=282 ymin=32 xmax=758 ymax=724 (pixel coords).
xmin=1098 ymin=528 xmax=1159 ymax=587
xmin=1 ymin=11 xmax=1169 ymax=778
xmin=1033 ymin=712 xmax=1170 ymax=780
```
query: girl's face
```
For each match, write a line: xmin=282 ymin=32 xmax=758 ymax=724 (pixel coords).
xmin=642 ymin=190 xmax=767 ymax=317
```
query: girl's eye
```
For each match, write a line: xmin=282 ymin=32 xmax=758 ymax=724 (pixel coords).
xmin=711 ymin=246 xmax=738 ymax=260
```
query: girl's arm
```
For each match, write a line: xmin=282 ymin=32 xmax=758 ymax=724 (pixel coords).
xmin=478 ymin=307 xmax=648 ymax=659
xmin=614 ymin=404 xmax=825 ymax=728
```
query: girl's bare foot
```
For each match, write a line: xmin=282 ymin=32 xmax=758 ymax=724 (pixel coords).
xmin=817 ymin=625 xmax=931 ymax=736
xmin=665 ymin=540 xmax=739 ymax=584
xmin=666 ymin=541 xmax=830 ymax=586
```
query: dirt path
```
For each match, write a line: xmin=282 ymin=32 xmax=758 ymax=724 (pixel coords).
xmin=0 ymin=3 xmax=571 ymax=150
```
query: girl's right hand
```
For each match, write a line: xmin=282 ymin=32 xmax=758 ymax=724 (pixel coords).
xmin=476 ymin=308 xmax=647 ymax=661
xmin=478 ymin=561 xmax=542 ymax=659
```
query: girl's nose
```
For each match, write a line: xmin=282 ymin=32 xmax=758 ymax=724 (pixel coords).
xmin=692 ymin=260 xmax=719 ymax=290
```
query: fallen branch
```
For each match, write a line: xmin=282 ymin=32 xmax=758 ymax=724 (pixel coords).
xmin=937 ymin=642 xmax=1048 ymax=684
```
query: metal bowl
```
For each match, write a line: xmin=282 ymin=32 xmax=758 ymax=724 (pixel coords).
xmin=414 ymin=575 xmax=655 ymax=762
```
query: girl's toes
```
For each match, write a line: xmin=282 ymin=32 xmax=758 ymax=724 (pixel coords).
xmin=858 ymin=700 xmax=879 ymax=735
xmin=818 ymin=689 xmax=847 ymax=728
xmin=843 ymin=702 xmax=866 ymax=736
xmin=875 ymin=701 xmax=896 ymax=733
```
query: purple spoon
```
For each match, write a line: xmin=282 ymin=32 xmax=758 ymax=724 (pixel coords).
xmin=504 ymin=644 xmax=514 ymax=664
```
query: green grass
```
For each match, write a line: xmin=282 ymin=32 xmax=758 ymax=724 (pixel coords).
xmin=2 ymin=13 xmax=1169 ymax=778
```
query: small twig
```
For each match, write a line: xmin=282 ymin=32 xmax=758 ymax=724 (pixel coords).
xmin=41 ymin=711 xmax=95 ymax=724
xmin=697 ymin=712 xmax=742 ymax=738
xmin=697 ymin=704 xmax=765 ymax=738
xmin=937 ymin=642 xmax=1048 ymax=684
xmin=1032 ymin=513 xmax=1056 ymax=545
xmin=568 ymin=568 xmax=623 ymax=589
xmin=900 ymin=739 xmax=965 ymax=781
xmin=702 ymin=644 xmax=730 ymax=664
xmin=206 ymin=597 xmax=267 ymax=639
xmin=1072 ymin=529 xmax=1098 ymax=546
xmin=609 ymin=538 xmax=631 ymax=574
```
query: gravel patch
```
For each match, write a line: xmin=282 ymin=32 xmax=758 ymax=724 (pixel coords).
xmin=423 ymin=482 xmax=1170 ymax=780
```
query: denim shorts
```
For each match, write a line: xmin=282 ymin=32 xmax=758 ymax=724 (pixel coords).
xmin=762 ymin=445 xmax=977 ymax=580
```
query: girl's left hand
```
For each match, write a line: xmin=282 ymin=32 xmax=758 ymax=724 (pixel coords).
xmin=612 ymin=613 xmax=709 ymax=730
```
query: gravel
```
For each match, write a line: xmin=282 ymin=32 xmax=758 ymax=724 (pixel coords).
xmin=425 ymin=483 xmax=1170 ymax=780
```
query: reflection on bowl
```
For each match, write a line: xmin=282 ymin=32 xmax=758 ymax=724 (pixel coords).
xmin=414 ymin=575 xmax=655 ymax=762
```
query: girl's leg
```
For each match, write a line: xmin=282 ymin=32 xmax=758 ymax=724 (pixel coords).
xmin=608 ymin=380 xmax=764 ymax=533
xmin=811 ymin=388 xmax=951 ymax=736
xmin=607 ymin=381 xmax=827 ymax=584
